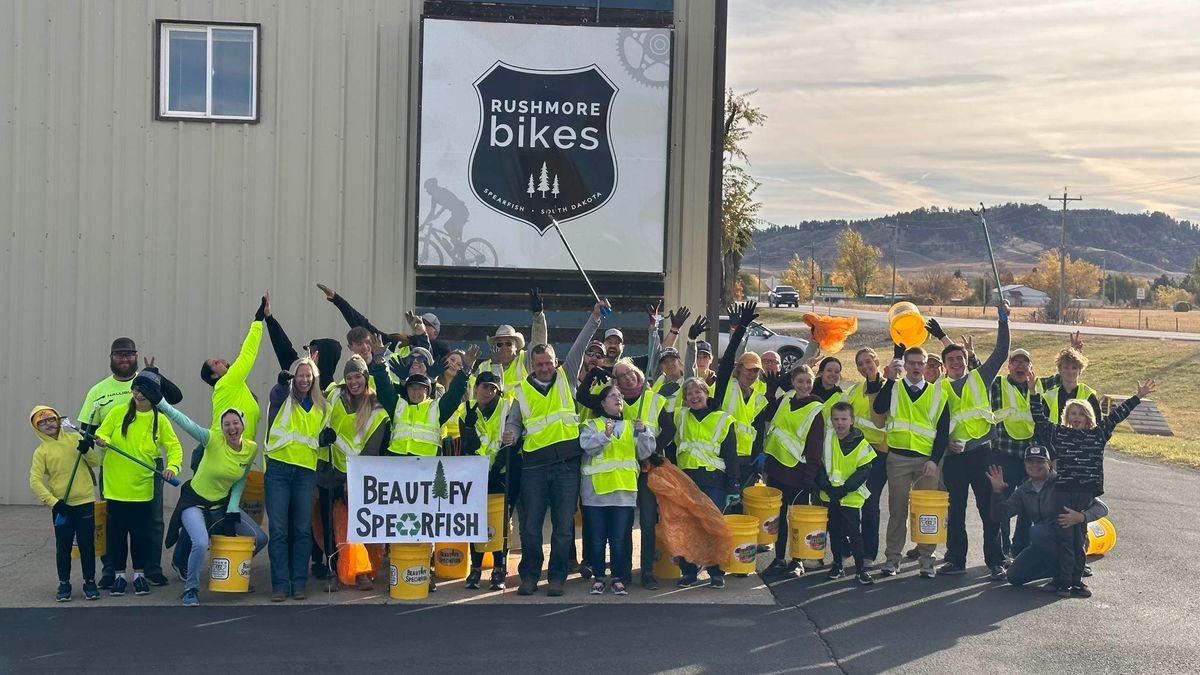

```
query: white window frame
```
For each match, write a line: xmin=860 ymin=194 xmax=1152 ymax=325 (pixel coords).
xmin=158 ymin=22 xmax=259 ymax=121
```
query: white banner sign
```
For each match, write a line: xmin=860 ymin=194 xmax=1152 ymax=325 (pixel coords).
xmin=417 ymin=19 xmax=671 ymax=273
xmin=346 ymin=455 xmax=489 ymax=543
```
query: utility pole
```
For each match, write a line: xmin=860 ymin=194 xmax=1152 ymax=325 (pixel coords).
xmin=890 ymin=220 xmax=899 ymax=303
xmin=810 ymin=242 xmax=816 ymax=313
xmin=1048 ymin=189 xmax=1082 ymax=323
xmin=1101 ymin=256 xmax=1106 ymax=307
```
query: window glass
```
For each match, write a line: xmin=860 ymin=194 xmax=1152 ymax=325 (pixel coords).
xmin=167 ymin=29 xmax=206 ymax=113
xmin=211 ymin=29 xmax=255 ymax=117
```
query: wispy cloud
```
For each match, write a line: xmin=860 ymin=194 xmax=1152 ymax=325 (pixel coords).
xmin=728 ymin=0 xmax=1200 ymax=224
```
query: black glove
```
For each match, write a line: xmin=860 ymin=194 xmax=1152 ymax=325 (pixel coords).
xmin=142 ymin=367 xmax=184 ymax=405
xmin=77 ymin=435 xmax=94 ymax=455
xmin=462 ymin=403 xmax=479 ymax=428
xmin=588 ymin=367 xmax=611 ymax=384
xmin=218 ymin=512 xmax=240 ymax=537
xmin=132 ymin=371 xmax=163 ymax=405
xmin=647 ymin=453 xmax=665 ymax=467
xmin=925 ymin=318 xmax=946 ymax=340
xmin=529 ymin=287 xmax=543 ymax=314
xmin=688 ymin=315 xmax=709 ymax=340
xmin=738 ymin=300 xmax=759 ymax=327
xmin=893 ymin=342 xmax=906 ymax=360
xmin=52 ymin=501 xmax=69 ymax=520
xmin=668 ymin=306 xmax=691 ymax=330
xmin=318 ymin=427 xmax=337 ymax=447
xmin=255 ymin=296 xmax=268 ymax=321
xmin=277 ymin=370 xmax=294 ymax=387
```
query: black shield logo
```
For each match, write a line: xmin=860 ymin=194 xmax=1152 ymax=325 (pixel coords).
xmin=469 ymin=62 xmax=618 ymax=234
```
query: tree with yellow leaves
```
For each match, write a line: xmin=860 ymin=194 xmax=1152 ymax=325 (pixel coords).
xmin=780 ymin=254 xmax=821 ymax=299
xmin=834 ymin=229 xmax=885 ymax=298
xmin=1017 ymin=251 xmax=1103 ymax=301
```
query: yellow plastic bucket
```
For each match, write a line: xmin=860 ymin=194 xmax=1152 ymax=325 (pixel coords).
xmin=742 ymin=485 xmax=783 ymax=545
xmin=888 ymin=302 xmax=929 ymax=348
xmin=651 ymin=537 xmax=681 ymax=580
xmin=433 ymin=542 xmax=470 ymax=579
xmin=71 ymin=500 xmax=106 ymax=559
xmin=239 ymin=470 xmax=265 ymax=525
xmin=481 ymin=551 xmax=494 ymax=570
xmin=909 ymin=489 xmax=950 ymax=544
xmin=389 ymin=543 xmax=432 ymax=600
xmin=724 ymin=514 xmax=760 ymax=574
xmin=474 ymin=493 xmax=506 ymax=553
xmin=208 ymin=535 xmax=254 ymax=593
xmin=787 ymin=505 xmax=829 ymax=560
xmin=1086 ymin=516 xmax=1117 ymax=556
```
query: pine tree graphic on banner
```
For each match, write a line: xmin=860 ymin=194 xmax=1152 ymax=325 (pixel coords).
xmin=527 ymin=174 xmax=536 ymax=197
xmin=538 ymin=163 xmax=551 ymax=197
xmin=433 ymin=460 xmax=449 ymax=512
xmin=551 ymin=175 xmax=560 ymax=198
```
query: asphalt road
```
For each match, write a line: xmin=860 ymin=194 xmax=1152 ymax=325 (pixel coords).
xmin=2 ymin=453 xmax=1196 ymax=674
xmin=769 ymin=306 xmax=1200 ymax=341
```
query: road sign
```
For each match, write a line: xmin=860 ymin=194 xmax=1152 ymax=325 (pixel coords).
xmin=1136 ymin=287 xmax=1146 ymax=301
xmin=817 ymin=285 xmax=846 ymax=299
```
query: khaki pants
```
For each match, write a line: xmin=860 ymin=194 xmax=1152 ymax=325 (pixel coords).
xmin=885 ymin=452 xmax=940 ymax=565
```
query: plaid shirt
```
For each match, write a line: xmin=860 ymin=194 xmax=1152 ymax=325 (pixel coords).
xmin=990 ymin=376 xmax=1035 ymax=458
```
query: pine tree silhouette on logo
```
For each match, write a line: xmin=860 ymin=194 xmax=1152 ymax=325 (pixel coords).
xmin=551 ymin=175 xmax=560 ymax=198
xmin=538 ymin=162 xmax=551 ymax=198
xmin=433 ymin=460 xmax=449 ymax=512
xmin=527 ymin=174 xmax=536 ymax=197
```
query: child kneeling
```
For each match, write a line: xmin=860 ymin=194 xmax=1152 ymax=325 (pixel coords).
xmin=816 ymin=402 xmax=876 ymax=585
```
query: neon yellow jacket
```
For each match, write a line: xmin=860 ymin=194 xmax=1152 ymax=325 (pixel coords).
xmin=29 ymin=406 xmax=99 ymax=506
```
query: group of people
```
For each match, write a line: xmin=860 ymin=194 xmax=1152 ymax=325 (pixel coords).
xmin=30 ymin=286 xmax=1150 ymax=605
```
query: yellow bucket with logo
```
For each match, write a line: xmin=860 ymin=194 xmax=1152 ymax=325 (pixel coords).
xmin=434 ymin=542 xmax=470 ymax=579
xmin=909 ymin=489 xmax=949 ymax=544
xmin=389 ymin=543 xmax=432 ymax=600
xmin=208 ymin=535 xmax=254 ymax=592
xmin=888 ymin=302 xmax=928 ymax=348
xmin=1086 ymin=516 xmax=1117 ymax=556
xmin=651 ymin=537 xmax=681 ymax=580
xmin=742 ymin=485 xmax=783 ymax=545
xmin=474 ymin=493 xmax=506 ymax=553
xmin=724 ymin=515 xmax=760 ymax=574
xmin=71 ymin=500 xmax=106 ymax=559
xmin=787 ymin=505 xmax=829 ymax=560
xmin=239 ymin=470 xmax=265 ymax=525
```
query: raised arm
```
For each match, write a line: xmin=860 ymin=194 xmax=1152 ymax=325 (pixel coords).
xmin=645 ymin=304 xmax=664 ymax=382
xmin=563 ymin=301 xmax=605 ymax=391
xmin=713 ymin=302 xmax=756 ymax=405
xmin=1098 ymin=380 xmax=1152 ymax=439
xmin=977 ymin=301 xmax=1011 ymax=384
xmin=156 ymin=399 xmax=212 ymax=446
xmin=226 ymin=298 xmax=265 ymax=385
xmin=264 ymin=315 xmax=300 ymax=371
xmin=437 ymin=371 xmax=470 ymax=425
xmin=529 ymin=288 xmax=549 ymax=359
xmin=320 ymin=284 xmax=388 ymax=336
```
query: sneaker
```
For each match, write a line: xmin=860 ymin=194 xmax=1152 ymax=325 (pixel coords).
xmin=464 ymin=567 xmax=482 ymax=590
xmin=146 ymin=572 xmax=170 ymax=587
xmin=879 ymin=561 xmax=899 ymax=577
xmin=1041 ymin=580 xmax=1064 ymax=594
xmin=611 ymin=580 xmax=628 ymax=596
xmin=856 ymin=571 xmax=874 ymax=586
xmin=590 ymin=580 xmax=606 ymax=595
xmin=1056 ymin=586 xmax=1072 ymax=598
xmin=1082 ymin=564 xmax=1093 ymax=578
xmin=762 ymin=559 xmax=791 ymax=576
xmin=988 ymin=565 xmax=1006 ymax=581
xmin=517 ymin=579 xmax=538 ymax=596
xmin=577 ymin=563 xmax=593 ymax=580
xmin=676 ymin=574 xmax=699 ymax=588
xmin=110 ymin=576 xmax=127 ymax=596
xmin=181 ymin=588 xmax=200 ymax=607
xmin=490 ymin=567 xmax=507 ymax=591
xmin=292 ymin=589 xmax=308 ymax=600
xmin=428 ymin=578 xmax=438 ymax=593
xmin=937 ymin=562 xmax=967 ymax=576
xmin=546 ymin=580 xmax=565 ymax=597
xmin=82 ymin=581 xmax=100 ymax=601
xmin=355 ymin=574 xmax=374 ymax=591
xmin=55 ymin=582 xmax=72 ymax=602
xmin=171 ymin=562 xmax=187 ymax=583
xmin=98 ymin=575 xmax=114 ymax=590
xmin=826 ymin=567 xmax=845 ymax=580
xmin=919 ymin=564 xmax=936 ymax=579
xmin=1070 ymin=584 xmax=1092 ymax=598
xmin=270 ymin=591 xmax=287 ymax=602
xmin=640 ymin=573 xmax=660 ymax=590
xmin=904 ymin=547 xmax=920 ymax=560
xmin=786 ymin=560 xmax=806 ymax=577
xmin=802 ymin=559 xmax=823 ymax=571
xmin=756 ymin=544 xmax=772 ymax=554
xmin=133 ymin=576 xmax=150 ymax=595
xmin=938 ymin=553 xmax=950 ymax=565
xmin=709 ymin=576 xmax=726 ymax=589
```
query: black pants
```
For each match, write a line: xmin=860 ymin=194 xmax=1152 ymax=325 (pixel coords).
xmin=106 ymin=499 xmax=154 ymax=572
xmin=861 ymin=453 xmax=888 ymax=560
xmin=637 ymin=471 xmax=659 ymax=576
xmin=1055 ymin=490 xmax=1092 ymax=587
xmin=767 ymin=479 xmax=810 ymax=561
xmin=100 ymin=460 xmax=164 ymax=577
xmin=943 ymin=448 xmax=1004 ymax=567
xmin=53 ymin=503 xmax=96 ymax=582
xmin=827 ymin=502 xmax=865 ymax=573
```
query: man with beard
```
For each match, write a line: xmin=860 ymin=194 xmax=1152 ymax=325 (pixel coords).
xmin=78 ymin=338 xmax=182 ymax=589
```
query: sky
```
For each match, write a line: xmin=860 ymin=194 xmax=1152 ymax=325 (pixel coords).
xmin=726 ymin=0 xmax=1200 ymax=226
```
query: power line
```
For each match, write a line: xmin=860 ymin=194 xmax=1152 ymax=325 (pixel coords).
xmin=1049 ymin=190 xmax=1083 ymax=324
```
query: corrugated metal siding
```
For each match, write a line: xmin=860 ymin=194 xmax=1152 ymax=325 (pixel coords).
xmin=0 ymin=0 xmax=716 ymax=504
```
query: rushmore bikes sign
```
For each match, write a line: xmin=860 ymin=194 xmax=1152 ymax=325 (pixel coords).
xmin=417 ymin=19 xmax=670 ymax=273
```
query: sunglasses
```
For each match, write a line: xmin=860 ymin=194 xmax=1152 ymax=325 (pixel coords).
xmin=494 ymin=341 xmax=515 ymax=348
xmin=585 ymin=351 xmax=605 ymax=358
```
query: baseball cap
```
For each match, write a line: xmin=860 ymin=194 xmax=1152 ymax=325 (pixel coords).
xmin=584 ymin=340 xmax=606 ymax=356
xmin=410 ymin=347 xmax=434 ymax=364
xmin=604 ymin=328 xmax=624 ymax=342
xmin=421 ymin=313 xmax=441 ymax=330
xmin=474 ymin=371 xmax=502 ymax=392
xmin=404 ymin=374 xmax=433 ymax=391
xmin=110 ymin=337 xmax=137 ymax=354
xmin=696 ymin=340 xmax=712 ymax=355
xmin=1008 ymin=349 xmax=1031 ymax=362
xmin=658 ymin=347 xmax=681 ymax=361
xmin=1025 ymin=445 xmax=1050 ymax=461
xmin=737 ymin=352 xmax=762 ymax=370
xmin=926 ymin=353 xmax=943 ymax=365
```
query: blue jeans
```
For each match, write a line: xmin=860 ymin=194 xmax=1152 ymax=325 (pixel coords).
xmin=265 ymin=458 xmax=318 ymax=593
xmin=180 ymin=507 xmax=267 ymax=591
xmin=583 ymin=505 xmax=635 ymax=582
xmin=1006 ymin=524 xmax=1058 ymax=586
xmin=679 ymin=485 xmax=727 ymax=579
xmin=995 ymin=453 xmax=1031 ymax=554
xmin=518 ymin=457 xmax=581 ymax=584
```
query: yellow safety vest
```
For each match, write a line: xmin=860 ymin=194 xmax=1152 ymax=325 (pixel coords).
xmin=994 ymin=378 xmax=1034 ymax=440
xmin=625 ymin=388 xmax=666 ymax=435
xmin=946 ymin=371 xmax=996 ymax=442
xmin=674 ymin=407 xmax=734 ymax=473
xmin=471 ymin=398 xmax=511 ymax=470
xmin=721 ymin=380 xmax=767 ymax=457
xmin=819 ymin=428 xmax=876 ymax=508
xmin=886 ymin=380 xmax=946 ymax=456
xmin=582 ymin=419 xmax=639 ymax=495
xmin=651 ymin=375 xmax=685 ymax=414
xmin=328 ymin=388 xmax=389 ymax=472
xmin=820 ymin=389 xmax=845 ymax=423
xmin=264 ymin=394 xmax=329 ymax=471
xmin=388 ymin=398 xmax=441 ymax=456
xmin=764 ymin=399 xmax=824 ymax=468
xmin=470 ymin=354 xmax=529 ymax=401
xmin=513 ymin=367 xmax=580 ymax=452
xmin=1042 ymin=382 xmax=1097 ymax=424
xmin=578 ymin=380 xmax=606 ymax=423
xmin=842 ymin=382 xmax=886 ymax=447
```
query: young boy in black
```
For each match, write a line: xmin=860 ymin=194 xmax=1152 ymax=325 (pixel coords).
xmin=817 ymin=401 xmax=877 ymax=585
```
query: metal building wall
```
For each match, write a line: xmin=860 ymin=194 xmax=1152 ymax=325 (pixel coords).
xmin=0 ymin=0 xmax=717 ymax=504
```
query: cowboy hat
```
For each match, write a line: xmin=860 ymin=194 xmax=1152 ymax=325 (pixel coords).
xmin=487 ymin=325 xmax=526 ymax=351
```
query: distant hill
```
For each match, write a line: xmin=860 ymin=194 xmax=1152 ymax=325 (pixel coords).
xmin=743 ymin=204 xmax=1200 ymax=279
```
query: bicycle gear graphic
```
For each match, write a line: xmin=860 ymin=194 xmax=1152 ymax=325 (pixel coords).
xmin=617 ymin=28 xmax=671 ymax=88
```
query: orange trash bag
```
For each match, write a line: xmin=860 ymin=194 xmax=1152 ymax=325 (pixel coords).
xmin=803 ymin=313 xmax=858 ymax=354
xmin=313 ymin=497 xmax=376 ymax=585
xmin=646 ymin=459 xmax=732 ymax=568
